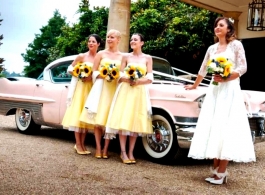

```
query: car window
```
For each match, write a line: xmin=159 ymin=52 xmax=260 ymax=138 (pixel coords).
xmin=37 ymin=72 xmax=43 ymax=80
xmin=153 ymin=58 xmax=172 ymax=75
xmin=152 ymin=57 xmax=177 ymax=81
xmin=50 ymin=62 xmax=72 ymax=83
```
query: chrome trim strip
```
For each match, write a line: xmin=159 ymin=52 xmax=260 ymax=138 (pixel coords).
xmin=0 ymin=93 xmax=55 ymax=103
xmin=0 ymin=100 xmax=44 ymax=125
xmin=174 ymin=116 xmax=198 ymax=125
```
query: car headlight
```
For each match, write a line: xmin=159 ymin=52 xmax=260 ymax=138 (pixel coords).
xmin=194 ymin=94 xmax=206 ymax=108
xmin=260 ymin=101 xmax=265 ymax=112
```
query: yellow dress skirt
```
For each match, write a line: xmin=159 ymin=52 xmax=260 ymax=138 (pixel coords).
xmin=80 ymin=58 xmax=121 ymax=127
xmin=62 ymin=79 xmax=94 ymax=133
xmin=106 ymin=64 xmax=153 ymax=138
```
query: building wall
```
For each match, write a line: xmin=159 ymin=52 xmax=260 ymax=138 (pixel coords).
xmin=238 ymin=11 xmax=265 ymax=39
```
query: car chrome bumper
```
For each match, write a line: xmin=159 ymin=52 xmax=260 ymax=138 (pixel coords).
xmin=176 ymin=126 xmax=195 ymax=149
xmin=176 ymin=113 xmax=265 ymax=149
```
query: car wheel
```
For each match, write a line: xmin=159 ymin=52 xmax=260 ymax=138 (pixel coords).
xmin=15 ymin=108 xmax=41 ymax=134
xmin=142 ymin=113 xmax=179 ymax=164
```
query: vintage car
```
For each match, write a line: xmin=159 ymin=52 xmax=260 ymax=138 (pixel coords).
xmin=0 ymin=55 xmax=265 ymax=163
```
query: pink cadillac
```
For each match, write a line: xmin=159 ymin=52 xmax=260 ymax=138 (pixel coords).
xmin=0 ymin=55 xmax=265 ymax=163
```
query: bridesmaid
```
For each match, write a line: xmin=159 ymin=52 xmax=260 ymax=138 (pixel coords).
xmin=62 ymin=34 xmax=102 ymax=155
xmin=106 ymin=33 xmax=153 ymax=164
xmin=80 ymin=29 xmax=123 ymax=159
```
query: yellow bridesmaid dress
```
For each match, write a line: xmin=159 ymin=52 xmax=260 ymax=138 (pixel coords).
xmin=62 ymin=62 xmax=94 ymax=132
xmin=80 ymin=58 xmax=121 ymax=127
xmin=106 ymin=63 xmax=153 ymax=135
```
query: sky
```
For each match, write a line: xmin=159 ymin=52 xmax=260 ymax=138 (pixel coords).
xmin=0 ymin=0 xmax=110 ymax=73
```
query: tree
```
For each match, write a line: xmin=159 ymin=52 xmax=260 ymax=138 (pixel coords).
xmin=47 ymin=0 xmax=109 ymax=63
xmin=0 ymin=15 xmax=5 ymax=78
xmin=130 ymin=0 xmax=219 ymax=72
xmin=21 ymin=10 xmax=66 ymax=78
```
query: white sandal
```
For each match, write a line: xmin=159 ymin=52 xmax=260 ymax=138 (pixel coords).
xmin=210 ymin=170 xmax=228 ymax=185
xmin=205 ymin=167 xmax=218 ymax=182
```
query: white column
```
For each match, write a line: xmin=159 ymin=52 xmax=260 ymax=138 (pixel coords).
xmin=107 ymin=0 xmax=131 ymax=52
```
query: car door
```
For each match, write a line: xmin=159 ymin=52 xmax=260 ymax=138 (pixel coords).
xmin=34 ymin=62 xmax=72 ymax=125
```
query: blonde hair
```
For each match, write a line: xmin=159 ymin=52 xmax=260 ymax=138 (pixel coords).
xmin=107 ymin=29 xmax=121 ymax=39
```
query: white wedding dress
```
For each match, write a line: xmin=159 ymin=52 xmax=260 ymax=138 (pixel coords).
xmin=188 ymin=40 xmax=256 ymax=162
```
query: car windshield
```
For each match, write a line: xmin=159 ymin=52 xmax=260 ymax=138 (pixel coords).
xmin=153 ymin=58 xmax=174 ymax=75
xmin=37 ymin=72 xmax=43 ymax=80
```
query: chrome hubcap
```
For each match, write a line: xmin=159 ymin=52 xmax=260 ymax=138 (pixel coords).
xmin=146 ymin=120 xmax=171 ymax=153
xmin=18 ymin=109 xmax=30 ymax=127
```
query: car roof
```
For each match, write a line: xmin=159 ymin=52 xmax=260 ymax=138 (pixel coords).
xmin=44 ymin=55 xmax=77 ymax=71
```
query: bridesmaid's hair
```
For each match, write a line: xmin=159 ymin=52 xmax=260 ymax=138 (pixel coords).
xmin=213 ymin=17 xmax=237 ymax=43
xmin=107 ymin=29 xmax=121 ymax=39
xmin=132 ymin=33 xmax=145 ymax=42
xmin=88 ymin=34 xmax=103 ymax=45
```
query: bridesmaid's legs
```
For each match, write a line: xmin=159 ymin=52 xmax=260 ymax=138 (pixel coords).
xmin=119 ymin=134 xmax=129 ymax=160
xmin=102 ymin=138 xmax=110 ymax=156
xmin=81 ymin=132 xmax=87 ymax=151
xmin=74 ymin=132 xmax=84 ymax=152
xmin=128 ymin=134 xmax=137 ymax=160
xmin=94 ymin=126 xmax=102 ymax=155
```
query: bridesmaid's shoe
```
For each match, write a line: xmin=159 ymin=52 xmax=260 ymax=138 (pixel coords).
xmin=129 ymin=159 xmax=136 ymax=164
xmin=74 ymin=145 xmax=87 ymax=155
xmin=205 ymin=167 xmax=218 ymax=182
xmin=84 ymin=150 xmax=91 ymax=155
xmin=95 ymin=153 xmax=102 ymax=159
xmin=102 ymin=154 xmax=109 ymax=159
xmin=120 ymin=153 xmax=131 ymax=164
xmin=101 ymin=150 xmax=109 ymax=159
xmin=95 ymin=155 xmax=102 ymax=158
xmin=209 ymin=170 xmax=228 ymax=185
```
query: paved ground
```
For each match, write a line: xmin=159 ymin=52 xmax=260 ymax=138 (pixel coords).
xmin=0 ymin=115 xmax=265 ymax=195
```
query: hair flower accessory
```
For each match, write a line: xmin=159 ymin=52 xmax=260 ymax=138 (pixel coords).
xmin=228 ymin=17 xmax=234 ymax=24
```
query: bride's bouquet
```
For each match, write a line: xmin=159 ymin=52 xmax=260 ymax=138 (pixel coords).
xmin=99 ymin=63 xmax=120 ymax=82
xmin=207 ymin=55 xmax=233 ymax=85
xmin=124 ymin=65 xmax=144 ymax=81
xmin=72 ymin=62 xmax=92 ymax=79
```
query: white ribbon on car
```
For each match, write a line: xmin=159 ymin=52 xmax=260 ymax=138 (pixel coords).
xmin=243 ymin=92 xmax=253 ymax=118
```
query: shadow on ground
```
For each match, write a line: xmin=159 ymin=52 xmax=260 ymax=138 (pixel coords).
xmin=1 ymin=126 xmax=212 ymax=167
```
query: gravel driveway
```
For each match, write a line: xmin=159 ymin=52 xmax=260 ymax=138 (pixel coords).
xmin=1 ymin=115 xmax=265 ymax=195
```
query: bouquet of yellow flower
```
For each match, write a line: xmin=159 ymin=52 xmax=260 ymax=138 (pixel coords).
xmin=124 ymin=65 xmax=144 ymax=81
xmin=72 ymin=62 xmax=92 ymax=79
xmin=207 ymin=55 xmax=233 ymax=85
xmin=99 ymin=63 xmax=120 ymax=82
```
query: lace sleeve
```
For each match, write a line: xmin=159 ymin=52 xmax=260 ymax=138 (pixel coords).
xmin=198 ymin=46 xmax=212 ymax=77
xmin=232 ymin=40 xmax=247 ymax=77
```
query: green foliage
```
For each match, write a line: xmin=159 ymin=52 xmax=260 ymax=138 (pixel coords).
xmin=47 ymin=0 xmax=108 ymax=63
xmin=130 ymin=0 xmax=219 ymax=71
xmin=21 ymin=10 xmax=66 ymax=78
xmin=21 ymin=0 xmax=220 ymax=77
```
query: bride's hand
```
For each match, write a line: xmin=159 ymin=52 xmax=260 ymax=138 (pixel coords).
xmin=213 ymin=74 xmax=223 ymax=82
xmin=184 ymin=84 xmax=196 ymax=90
